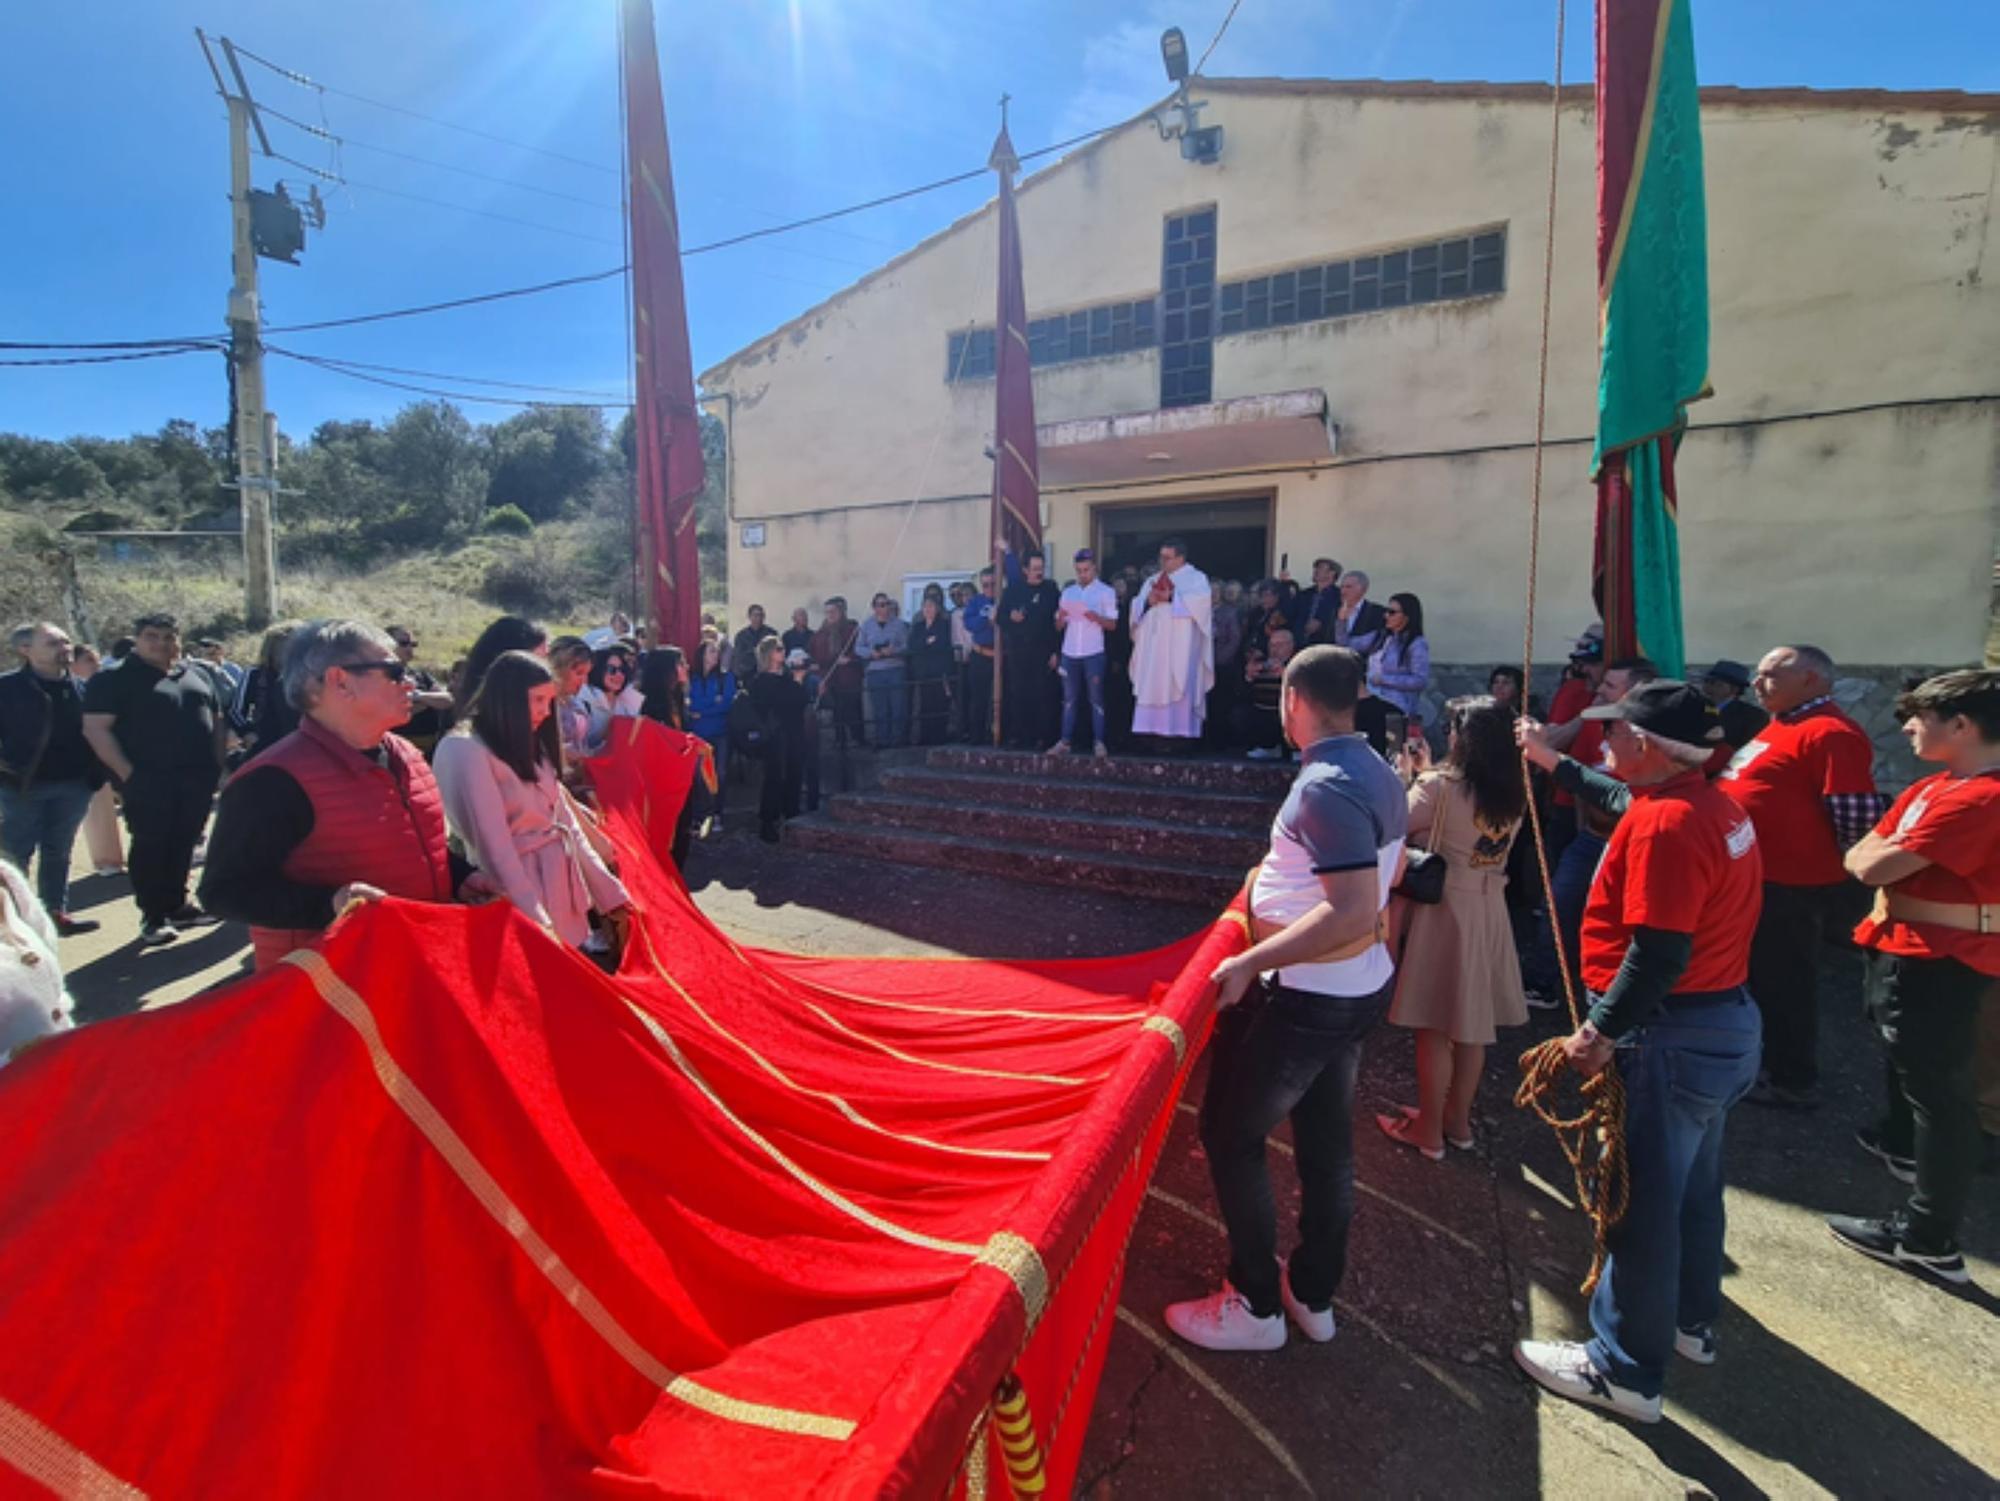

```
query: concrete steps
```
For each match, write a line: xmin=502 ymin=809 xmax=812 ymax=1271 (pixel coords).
xmin=782 ymin=746 xmax=1289 ymax=908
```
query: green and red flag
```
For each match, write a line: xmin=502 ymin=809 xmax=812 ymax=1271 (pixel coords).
xmin=621 ymin=0 xmax=705 ymax=656
xmin=1591 ymin=0 xmax=1710 ymax=677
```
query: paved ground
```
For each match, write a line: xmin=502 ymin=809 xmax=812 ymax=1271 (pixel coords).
xmin=52 ymin=818 xmax=2000 ymax=1499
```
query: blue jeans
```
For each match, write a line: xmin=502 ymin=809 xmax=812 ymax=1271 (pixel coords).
xmin=866 ymin=665 xmax=907 ymax=748
xmin=1200 ymin=976 xmax=1395 ymax=1318
xmin=1060 ymin=652 xmax=1106 ymax=746
xmin=0 ymin=779 xmax=94 ymax=918
xmin=1588 ymin=992 xmax=1761 ymax=1396
xmin=1531 ymin=827 xmax=1605 ymax=989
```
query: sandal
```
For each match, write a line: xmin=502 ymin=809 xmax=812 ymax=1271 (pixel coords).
xmin=1394 ymin=1103 xmax=1474 ymax=1153
xmin=1376 ymin=1111 xmax=1444 ymax=1162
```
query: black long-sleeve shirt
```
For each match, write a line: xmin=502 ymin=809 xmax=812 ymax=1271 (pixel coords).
xmin=198 ymin=760 xmax=471 ymax=930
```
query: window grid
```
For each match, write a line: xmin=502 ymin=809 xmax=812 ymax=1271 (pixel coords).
xmin=1159 ymin=206 xmax=1217 ymax=409
xmin=1217 ymin=228 xmax=1505 ymax=337
xmin=946 ymin=297 xmax=1156 ymax=382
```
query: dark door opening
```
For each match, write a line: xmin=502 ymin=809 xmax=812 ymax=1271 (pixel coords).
xmin=1092 ymin=494 xmax=1271 ymax=588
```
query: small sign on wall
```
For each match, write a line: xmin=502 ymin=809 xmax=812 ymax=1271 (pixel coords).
xmin=740 ymin=522 xmax=767 ymax=548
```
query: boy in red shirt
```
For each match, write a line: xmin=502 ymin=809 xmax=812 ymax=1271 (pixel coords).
xmin=1514 ymin=682 xmax=1763 ymax=1425
xmin=1827 ymin=668 xmax=2000 ymax=1286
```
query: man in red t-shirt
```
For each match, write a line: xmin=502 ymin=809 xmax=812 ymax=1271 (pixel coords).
xmin=1515 ymin=682 xmax=1763 ymax=1426
xmin=1827 ymin=669 xmax=2000 ymax=1287
xmin=1717 ymin=645 xmax=1884 ymax=1108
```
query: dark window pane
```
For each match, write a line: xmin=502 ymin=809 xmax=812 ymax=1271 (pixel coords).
xmin=1220 ymin=282 xmax=1244 ymax=313
xmin=1410 ymin=267 xmax=1439 ymax=303
xmin=1135 ymin=302 xmax=1156 ymax=337
xmin=1164 ymin=311 xmax=1186 ymax=343
xmin=1111 ymin=321 xmax=1133 ymax=353
xmin=1298 ymin=286 xmax=1324 ymax=320
xmin=1167 ymin=239 xmax=1192 ymax=266
xmin=1381 ymin=250 xmax=1408 ymax=283
xmin=1410 ymin=243 xmax=1439 ymax=271
xmin=1193 ymin=235 xmax=1215 ymax=262
xmin=1325 ymin=261 xmax=1350 ymax=293
xmin=1352 ymin=278 xmax=1379 ymax=312
xmin=1440 ymin=268 xmax=1469 ymax=297
xmin=1091 ymin=306 xmax=1112 ymax=336
xmin=1189 ymin=306 xmax=1211 ymax=339
xmin=1246 ymin=299 xmax=1270 ymax=331
xmin=1474 ymin=231 xmax=1504 ymax=258
xmin=1271 ymin=270 xmax=1296 ymax=304
xmin=1187 ymin=342 xmax=1211 ymax=370
xmin=1187 ymin=282 xmax=1212 ymax=309
xmin=1187 ymin=259 xmax=1214 ymax=287
xmin=1164 ymin=344 xmax=1189 ymax=371
xmin=1380 ymin=279 xmax=1408 ymax=308
xmin=1189 ymin=208 xmax=1215 ymax=238
xmin=1351 ymin=254 xmax=1379 ymax=284
xmin=1297 ymin=264 xmax=1322 ymax=293
xmin=1470 ymin=255 xmax=1503 ymax=293
xmin=1441 ymin=239 xmax=1470 ymax=273
xmin=1219 ymin=307 xmax=1244 ymax=335
xmin=1326 ymin=288 xmax=1350 ymax=316
xmin=1166 ymin=217 xmax=1185 ymax=242
xmin=1164 ymin=264 xmax=1185 ymax=293
xmin=1185 ymin=373 xmax=1211 ymax=404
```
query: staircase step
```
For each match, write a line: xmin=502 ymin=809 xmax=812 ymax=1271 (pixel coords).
xmin=927 ymin=745 xmax=1295 ymax=797
xmin=878 ymin=766 xmax=1278 ymax=830
xmin=828 ymin=792 xmax=1267 ymax=868
xmin=784 ymin=818 xmax=1244 ymax=909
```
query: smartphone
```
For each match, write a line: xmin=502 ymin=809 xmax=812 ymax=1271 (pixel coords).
xmin=1280 ymin=551 xmax=1289 ymax=574
xmin=1384 ymin=711 xmax=1406 ymax=746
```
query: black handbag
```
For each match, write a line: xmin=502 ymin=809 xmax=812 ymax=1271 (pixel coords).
xmin=1394 ymin=774 xmax=1450 ymax=905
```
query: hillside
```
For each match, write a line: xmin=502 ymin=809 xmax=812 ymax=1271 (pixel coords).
xmin=0 ymin=402 xmax=727 ymax=660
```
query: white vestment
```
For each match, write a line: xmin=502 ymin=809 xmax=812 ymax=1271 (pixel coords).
xmin=1129 ymin=564 xmax=1214 ymax=738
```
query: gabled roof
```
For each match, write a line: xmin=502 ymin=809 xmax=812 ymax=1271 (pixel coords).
xmin=697 ymin=75 xmax=1999 ymax=387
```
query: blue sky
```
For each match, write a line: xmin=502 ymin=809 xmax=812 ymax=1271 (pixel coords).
xmin=3 ymin=0 xmax=1993 ymax=441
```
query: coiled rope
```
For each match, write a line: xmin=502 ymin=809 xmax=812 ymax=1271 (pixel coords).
xmin=1506 ymin=0 xmax=1630 ymax=1298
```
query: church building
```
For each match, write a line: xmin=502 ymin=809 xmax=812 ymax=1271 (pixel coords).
xmin=698 ymin=77 xmax=1998 ymax=685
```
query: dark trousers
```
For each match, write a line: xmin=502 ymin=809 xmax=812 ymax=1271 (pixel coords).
xmin=757 ymin=738 xmax=802 ymax=832
xmin=122 ymin=770 xmax=216 ymax=924
xmin=963 ymin=652 xmax=994 ymax=743
xmin=1867 ymin=950 xmax=1989 ymax=1249
xmin=1748 ymin=881 xmax=1837 ymax=1090
xmin=0 ymin=778 xmax=94 ymax=917
xmin=1001 ymin=649 xmax=1054 ymax=748
xmin=1199 ymin=976 xmax=1394 ymax=1318
xmin=1588 ymin=993 xmax=1760 ymax=1397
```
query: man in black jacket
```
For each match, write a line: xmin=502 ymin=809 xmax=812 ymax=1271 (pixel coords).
xmin=998 ymin=548 xmax=1060 ymax=749
xmin=0 ymin=622 xmax=105 ymax=935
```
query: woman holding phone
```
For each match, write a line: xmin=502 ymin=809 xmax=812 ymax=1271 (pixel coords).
xmin=434 ymin=651 xmax=631 ymax=956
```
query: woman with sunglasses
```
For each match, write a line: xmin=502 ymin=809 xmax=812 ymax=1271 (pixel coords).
xmin=1367 ymin=592 xmax=1431 ymax=719
xmin=433 ymin=650 xmax=630 ymax=957
xmin=578 ymin=645 xmax=643 ymax=748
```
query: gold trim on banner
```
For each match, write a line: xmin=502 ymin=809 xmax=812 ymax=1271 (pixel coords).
xmin=280 ymin=951 xmax=855 ymax=1442
xmin=0 ymin=1394 xmax=146 ymax=1500
xmin=975 ymin=1232 xmax=1050 ymax=1329
xmin=796 ymin=977 xmax=1147 ymax=1027
xmin=799 ymin=997 xmax=1105 ymax=1088
xmin=1140 ymin=1015 xmax=1187 ymax=1065
xmin=628 ymin=928 xmax=1051 ymax=1163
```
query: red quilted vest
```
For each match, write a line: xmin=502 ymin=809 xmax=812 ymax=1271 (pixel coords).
xmin=248 ymin=716 xmax=454 ymax=969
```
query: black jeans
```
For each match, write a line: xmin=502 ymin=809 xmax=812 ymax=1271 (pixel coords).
xmin=122 ymin=768 xmax=217 ymax=924
xmin=1867 ymin=950 xmax=1989 ymax=1249
xmin=963 ymin=653 xmax=994 ymax=743
xmin=1748 ymin=882 xmax=1838 ymax=1090
xmin=1199 ymin=975 xmax=1394 ymax=1318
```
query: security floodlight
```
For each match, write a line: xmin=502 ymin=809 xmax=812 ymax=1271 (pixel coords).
xmin=1161 ymin=27 xmax=1189 ymax=83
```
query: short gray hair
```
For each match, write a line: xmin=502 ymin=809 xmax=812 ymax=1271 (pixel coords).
xmin=8 ymin=621 xmax=43 ymax=654
xmin=284 ymin=620 xmax=397 ymax=709
xmin=1632 ymin=727 xmax=1716 ymax=768
xmin=1341 ymin=570 xmax=1370 ymax=591
xmin=1785 ymin=644 xmax=1835 ymax=685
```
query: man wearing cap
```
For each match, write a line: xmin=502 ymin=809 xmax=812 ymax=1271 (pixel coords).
xmin=1700 ymin=659 xmax=1767 ymax=774
xmin=1049 ymin=549 xmax=1118 ymax=757
xmin=1718 ymin=645 xmax=1884 ymax=1109
xmin=1514 ymin=680 xmax=1763 ymax=1425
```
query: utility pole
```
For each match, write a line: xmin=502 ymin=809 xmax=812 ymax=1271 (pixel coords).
xmin=198 ymin=31 xmax=279 ymax=628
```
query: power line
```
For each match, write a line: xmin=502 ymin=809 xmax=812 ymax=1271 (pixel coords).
xmin=282 ymin=351 xmax=626 ymax=399
xmin=267 ymin=345 xmax=629 ymax=409
xmin=229 ymin=39 xmax=621 ymax=177
xmin=1194 ymin=0 xmax=1247 ymax=75
xmin=0 ymin=344 xmax=222 ymax=367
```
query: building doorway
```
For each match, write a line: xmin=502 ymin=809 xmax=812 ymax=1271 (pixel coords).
xmin=1091 ymin=494 xmax=1272 ymax=587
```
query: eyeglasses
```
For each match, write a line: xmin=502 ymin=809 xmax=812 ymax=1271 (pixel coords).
xmin=604 ymin=663 xmax=630 ymax=677
xmin=339 ymin=659 xmax=409 ymax=683
xmin=1385 ymin=608 xmax=1405 ymax=617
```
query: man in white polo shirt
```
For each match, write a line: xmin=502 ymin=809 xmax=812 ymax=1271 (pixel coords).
xmin=1048 ymin=548 xmax=1120 ymax=758
xmin=1167 ymin=645 xmax=1408 ymax=1351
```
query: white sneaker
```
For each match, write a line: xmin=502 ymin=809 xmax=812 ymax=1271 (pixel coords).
xmin=1674 ymin=1324 xmax=1717 ymax=1365
xmin=1278 ymin=1261 xmax=1335 ymax=1344
xmin=1245 ymin=746 xmax=1280 ymax=761
xmin=1164 ymin=1282 xmax=1286 ymax=1352
xmin=1513 ymin=1340 xmax=1662 ymax=1424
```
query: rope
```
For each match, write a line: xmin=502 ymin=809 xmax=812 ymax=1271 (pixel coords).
xmin=1507 ymin=0 xmax=1630 ymax=1299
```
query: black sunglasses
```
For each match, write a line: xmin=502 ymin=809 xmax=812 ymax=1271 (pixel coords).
xmin=339 ymin=659 xmax=409 ymax=683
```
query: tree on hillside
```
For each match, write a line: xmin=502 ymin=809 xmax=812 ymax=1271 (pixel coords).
xmin=485 ymin=406 xmax=607 ymax=523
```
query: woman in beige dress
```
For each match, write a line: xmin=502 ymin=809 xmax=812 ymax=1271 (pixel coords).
xmin=1378 ymin=696 xmax=1529 ymax=1158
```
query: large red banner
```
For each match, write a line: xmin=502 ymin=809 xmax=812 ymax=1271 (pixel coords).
xmin=0 ymin=720 xmax=1243 ymax=1497
xmin=988 ymin=127 xmax=1042 ymax=562
xmin=621 ymin=0 xmax=706 ymax=657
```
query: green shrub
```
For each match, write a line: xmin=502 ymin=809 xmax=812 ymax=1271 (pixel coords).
xmin=480 ymin=503 xmax=535 ymax=537
xmin=482 ymin=551 xmax=576 ymax=618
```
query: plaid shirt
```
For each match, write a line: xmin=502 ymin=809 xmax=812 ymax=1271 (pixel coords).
xmin=1783 ymin=695 xmax=1887 ymax=849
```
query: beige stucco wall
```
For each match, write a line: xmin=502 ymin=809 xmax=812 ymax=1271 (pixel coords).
xmin=706 ymin=85 xmax=1999 ymax=664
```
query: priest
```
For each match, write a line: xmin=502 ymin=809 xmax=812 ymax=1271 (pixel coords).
xmin=1129 ymin=538 xmax=1215 ymax=745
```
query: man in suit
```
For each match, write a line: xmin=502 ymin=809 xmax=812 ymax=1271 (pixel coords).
xmin=1333 ymin=571 xmax=1389 ymax=659
xmin=1288 ymin=557 xmax=1343 ymax=646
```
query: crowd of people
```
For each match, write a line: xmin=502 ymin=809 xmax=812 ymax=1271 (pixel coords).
xmin=1168 ymin=637 xmax=1999 ymax=1436
xmin=726 ymin=545 xmax=1438 ymax=761
xmin=2 ymin=591 xmax=1996 ymax=1438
